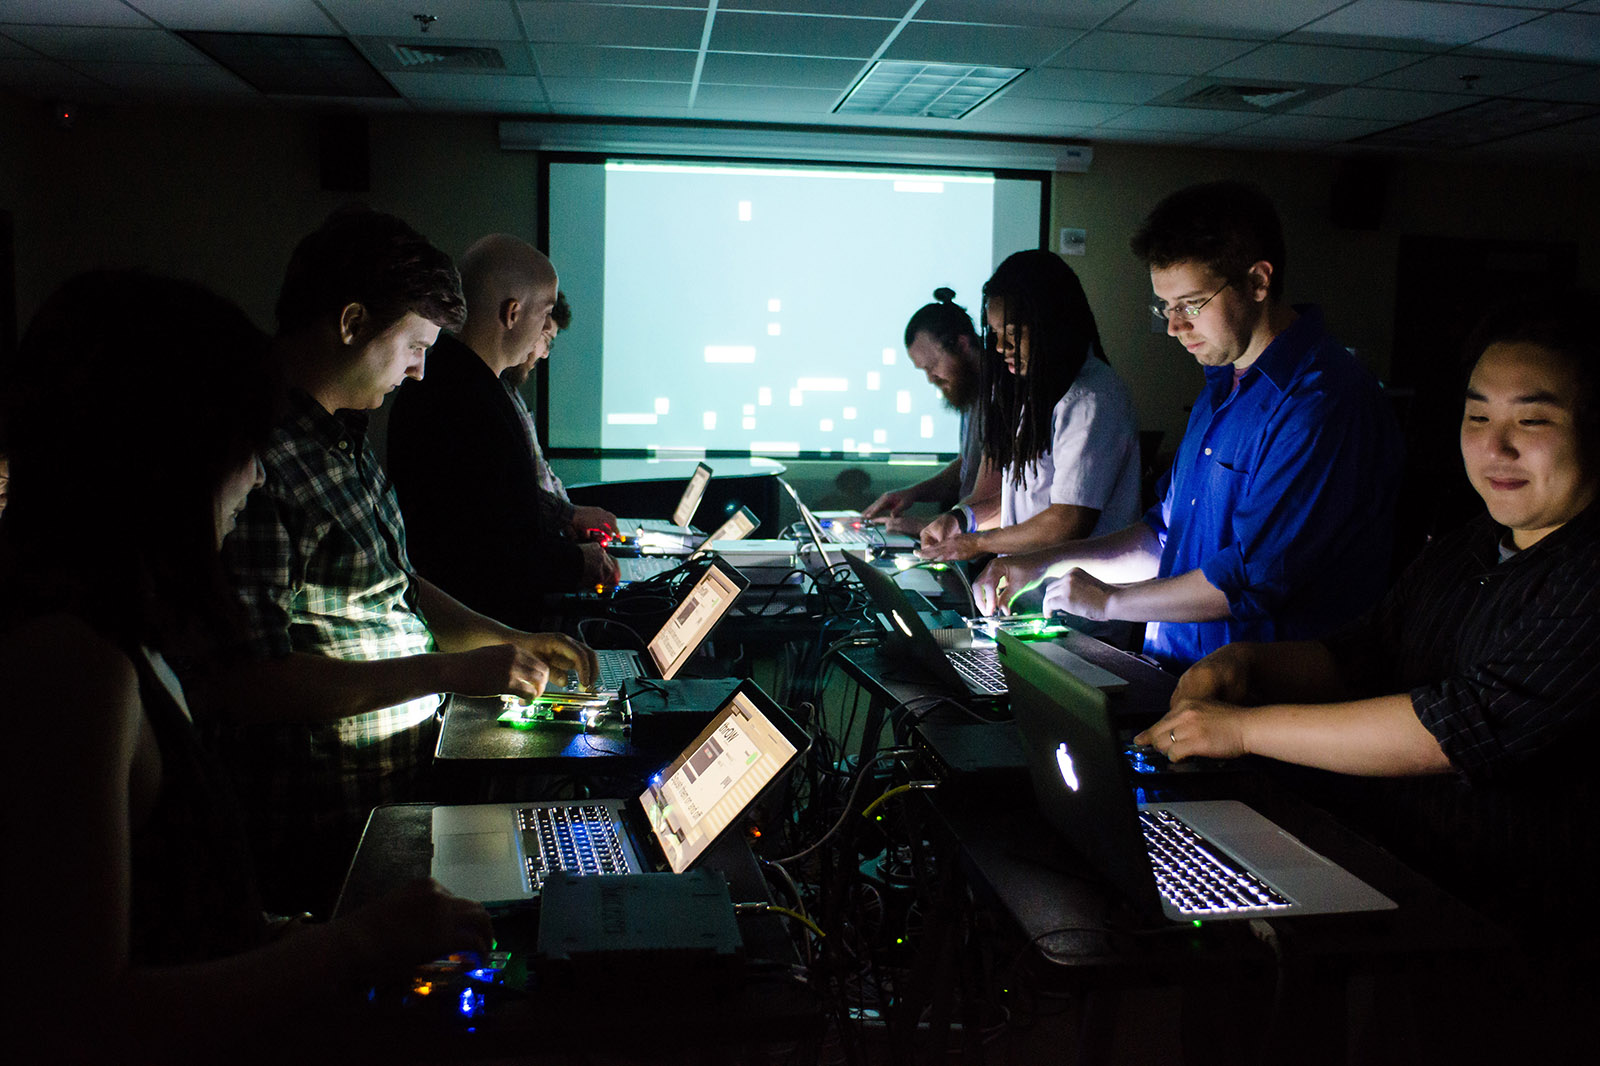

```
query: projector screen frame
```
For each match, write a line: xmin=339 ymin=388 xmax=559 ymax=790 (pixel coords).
xmin=532 ymin=149 xmax=1052 ymax=463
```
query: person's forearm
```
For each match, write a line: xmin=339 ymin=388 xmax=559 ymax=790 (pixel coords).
xmin=1103 ymin=567 xmax=1231 ymax=623
xmin=413 ymin=575 xmax=516 ymax=652
xmin=1240 ymin=695 xmax=1452 ymax=776
xmin=1032 ymin=521 xmax=1164 ymax=583
xmin=904 ymin=459 xmax=961 ymax=502
xmin=219 ymin=652 xmax=455 ymax=724
xmin=971 ymin=504 xmax=1099 ymax=556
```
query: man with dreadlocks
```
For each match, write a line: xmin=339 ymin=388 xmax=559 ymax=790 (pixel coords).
xmin=918 ymin=250 xmax=1142 ymax=644
xmin=973 ymin=183 xmax=1402 ymax=671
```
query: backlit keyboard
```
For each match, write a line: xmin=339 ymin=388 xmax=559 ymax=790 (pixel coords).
xmin=517 ymin=804 xmax=634 ymax=890
xmin=1140 ymin=808 xmax=1291 ymax=916
xmin=947 ymin=648 xmax=1007 ymax=695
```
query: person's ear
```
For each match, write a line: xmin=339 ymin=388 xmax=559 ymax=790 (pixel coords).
xmin=1244 ymin=261 xmax=1273 ymax=303
xmin=338 ymin=302 xmax=366 ymax=346
xmin=500 ymin=297 xmax=520 ymax=330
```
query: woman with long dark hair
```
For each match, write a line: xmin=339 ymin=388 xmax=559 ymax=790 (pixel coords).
xmin=920 ymin=250 xmax=1141 ymax=630
xmin=0 ymin=272 xmax=492 ymax=1062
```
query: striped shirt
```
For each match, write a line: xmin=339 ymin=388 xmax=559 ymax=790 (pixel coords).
xmin=1319 ymin=500 xmax=1600 ymax=939
xmin=217 ymin=389 xmax=440 ymax=911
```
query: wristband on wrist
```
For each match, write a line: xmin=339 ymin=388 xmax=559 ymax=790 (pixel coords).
xmin=947 ymin=505 xmax=975 ymax=534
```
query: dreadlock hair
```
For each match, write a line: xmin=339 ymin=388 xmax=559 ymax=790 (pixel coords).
xmin=976 ymin=250 xmax=1109 ymax=489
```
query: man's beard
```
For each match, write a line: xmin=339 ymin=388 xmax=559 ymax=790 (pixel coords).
xmin=940 ymin=368 xmax=978 ymax=411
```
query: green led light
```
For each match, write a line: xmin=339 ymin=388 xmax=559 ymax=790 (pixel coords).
xmin=1192 ymin=919 xmax=1203 ymax=928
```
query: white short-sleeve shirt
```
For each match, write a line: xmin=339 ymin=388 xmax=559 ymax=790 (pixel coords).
xmin=999 ymin=354 xmax=1141 ymax=537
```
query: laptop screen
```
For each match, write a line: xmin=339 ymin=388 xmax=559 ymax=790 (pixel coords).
xmin=671 ymin=462 xmax=713 ymax=528
xmin=647 ymin=560 xmax=744 ymax=679
xmin=639 ymin=691 xmax=798 ymax=874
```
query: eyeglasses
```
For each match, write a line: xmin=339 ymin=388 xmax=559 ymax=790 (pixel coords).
xmin=1151 ymin=279 xmax=1230 ymax=321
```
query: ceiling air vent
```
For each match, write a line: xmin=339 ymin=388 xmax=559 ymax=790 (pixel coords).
xmin=388 ymin=44 xmax=506 ymax=71
xmin=1154 ymin=81 xmax=1333 ymax=114
xmin=837 ymin=61 xmax=1025 ymax=120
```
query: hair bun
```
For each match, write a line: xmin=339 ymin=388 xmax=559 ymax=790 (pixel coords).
xmin=933 ymin=287 xmax=956 ymax=303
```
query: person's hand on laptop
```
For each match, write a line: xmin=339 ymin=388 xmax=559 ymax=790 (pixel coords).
xmin=569 ymin=504 xmax=618 ymax=542
xmin=1135 ymin=698 xmax=1249 ymax=764
xmin=918 ymin=510 xmax=962 ymax=551
xmin=861 ymin=488 xmax=915 ymax=520
xmin=332 ymin=878 xmax=494 ymax=978
xmin=512 ymin=631 xmax=599 ymax=690
xmin=877 ymin=513 xmax=931 ymax=536
xmin=442 ymin=634 xmax=597 ymax=698
xmin=972 ymin=554 xmax=1046 ymax=615
xmin=579 ymin=542 xmax=619 ymax=589
xmin=1172 ymin=645 xmax=1254 ymax=707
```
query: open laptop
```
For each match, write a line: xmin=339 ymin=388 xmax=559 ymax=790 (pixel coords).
xmin=811 ymin=509 xmax=917 ymax=552
xmin=534 ymin=557 xmax=749 ymax=697
xmin=998 ymin=630 xmax=1396 ymax=922
xmin=614 ymin=504 xmax=760 ymax=584
xmin=845 ymin=554 xmax=1125 ymax=702
xmin=615 ymin=461 xmax=713 ymax=548
xmin=432 ymin=680 xmax=807 ymax=904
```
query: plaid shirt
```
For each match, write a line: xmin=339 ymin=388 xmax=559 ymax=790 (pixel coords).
xmin=217 ymin=389 xmax=440 ymax=910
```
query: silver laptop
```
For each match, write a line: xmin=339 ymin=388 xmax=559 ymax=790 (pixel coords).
xmin=615 ymin=461 xmax=713 ymax=547
xmin=846 ymin=553 xmax=1125 ymax=701
xmin=538 ymin=557 xmax=748 ymax=698
xmin=614 ymin=505 xmax=759 ymax=584
xmin=998 ymin=631 xmax=1396 ymax=922
xmin=811 ymin=509 xmax=918 ymax=551
xmin=432 ymin=681 xmax=806 ymax=904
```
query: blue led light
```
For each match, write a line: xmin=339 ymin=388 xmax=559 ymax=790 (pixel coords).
xmin=459 ymin=986 xmax=484 ymax=1017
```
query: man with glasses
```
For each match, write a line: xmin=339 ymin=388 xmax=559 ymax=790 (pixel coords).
xmin=974 ymin=181 xmax=1401 ymax=670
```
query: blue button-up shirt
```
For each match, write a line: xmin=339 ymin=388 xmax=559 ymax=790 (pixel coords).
xmin=1143 ymin=306 xmax=1402 ymax=670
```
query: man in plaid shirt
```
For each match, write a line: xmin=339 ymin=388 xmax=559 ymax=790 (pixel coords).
xmin=217 ymin=209 xmax=595 ymax=913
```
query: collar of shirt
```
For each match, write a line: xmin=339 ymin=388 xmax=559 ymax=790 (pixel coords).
xmin=1203 ymin=304 xmax=1326 ymax=396
xmin=286 ymin=387 xmax=369 ymax=456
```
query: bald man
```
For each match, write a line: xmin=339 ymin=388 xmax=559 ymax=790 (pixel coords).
xmin=387 ymin=234 xmax=617 ymax=629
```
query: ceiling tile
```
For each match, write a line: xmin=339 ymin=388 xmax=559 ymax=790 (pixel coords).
xmin=532 ymin=44 xmax=698 ymax=81
xmin=720 ymin=0 xmax=907 ymax=15
xmin=692 ymin=83 xmax=841 ymax=113
xmin=2 ymin=25 xmax=206 ymax=64
xmin=1009 ymin=67 xmax=1188 ymax=104
xmin=77 ymin=61 xmax=256 ymax=96
xmin=521 ymin=3 xmax=708 ymax=49
xmin=1291 ymin=86 xmax=1474 ymax=121
xmin=1046 ymin=30 xmax=1259 ymax=75
xmin=1106 ymin=0 xmax=1350 ymax=40
xmin=974 ymin=95 xmax=1133 ymax=126
xmin=1212 ymin=42 xmax=1425 ymax=84
xmin=0 ymin=0 xmax=151 ymax=28
xmin=319 ymin=0 xmax=521 ymax=40
xmin=700 ymin=52 xmax=865 ymax=89
xmin=1290 ymin=0 xmax=1539 ymax=50
xmin=384 ymin=72 xmax=549 ymax=101
xmin=1467 ymin=14 xmax=1600 ymax=65
xmin=542 ymin=76 xmax=692 ymax=106
xmin=410 ymin=96 xmax=548 ymax=114
xmin=125 ymin=0 xmax=339 ymax=34
xmin=709 ymin=12 xmax=895 ymax=58
xmin=0 ymin=57 xmax=107 ymax=94
xmin=1099 ymin=105 xmax=1264 ymax=133
xmin=915 ymin=0 xmax=1128 ymax=30
xmin=885 ymin=20 xmax=1077 ymax=67
xmin=1423 ymin=0 xmax=1567 ymax=9
xmin=1366 ymin=52 xmax=1589 ymax=95
xmin=1239 ymin=112 xmax=1396 ymax=142
xmin=1513 ymin=68 xmax=1600 ymax=104
xmin=0 ymin=34 xmax=34 ymax=59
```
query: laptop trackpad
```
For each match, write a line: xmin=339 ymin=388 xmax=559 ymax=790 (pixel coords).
xmin=433 ymin=830 xmax=525 ymax=901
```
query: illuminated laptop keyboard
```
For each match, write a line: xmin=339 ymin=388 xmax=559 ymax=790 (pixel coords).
xmin=947 ymin=648 xmax=1007 ymax=696
xmin=516 ymin=804 xmax=635 ymax=890
xmin=1140 ymin=808 xmax=1291 ymax=916
xmin=821 ymin=523 xmax=876 ymax=544
xmin=562 ymin=654 xmax=639 ymax=694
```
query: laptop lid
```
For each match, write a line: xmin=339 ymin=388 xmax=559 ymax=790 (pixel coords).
xmin=997 ymin=630 xmax=1396 ymax=922
xmin=671 ymin=461 xmax=714 ymax=529
xmin=639 ymin=680 xmax=808 ymax=874
xmin=645 ymin=556 xmax=750 ymax=680
xmin=844 ymin=553 xmax=977 ymax=695
xmin=775 ymin=477 xmax=839 ymax=571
